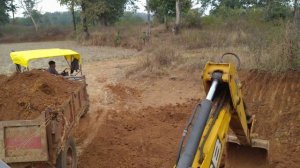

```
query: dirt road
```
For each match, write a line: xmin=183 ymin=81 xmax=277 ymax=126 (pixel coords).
xmin=0 ymin=41 xmax=137 ymax=74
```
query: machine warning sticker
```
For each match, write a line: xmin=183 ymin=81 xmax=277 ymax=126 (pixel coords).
xmin=210 ymin=138 xmax=222 ymax=168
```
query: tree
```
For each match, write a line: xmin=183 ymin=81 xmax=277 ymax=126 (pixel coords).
xmin=199 ymin=0 xmax=264 ymax=9
xmin=174 ymin=0 xmax=180 ymax=34
xmin=199 ymin=0 xmax=294 ymax=20
xmin=19 ymin=0 xmax=40 ymax=32
xmin=293 ymin=0 xmax=299 ymax=25
xmin=265 ymin=0 xmax=291 ymax=20
xmin=148 ymin=0 xmax=191 ymax=29
xmin=58 ymin=0 xmax=78 ymax=31
xmin=77 ymin=0 xmax=135 ymax=39
xmin=0 ymin=0 xmax=10 ymax=24
xmin=85 ymin=0 xmax=129 ymax=26
xmin=80 ymin=0 xmax=89 ymax=39
xmin=9 ymin=0 xmax=17 ymax=23
xmin=146 ymin=0 xmax=151 ymax=36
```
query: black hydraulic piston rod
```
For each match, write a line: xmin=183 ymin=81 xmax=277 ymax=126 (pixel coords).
xmin=176 ymin=72 xmax=222 ymax=168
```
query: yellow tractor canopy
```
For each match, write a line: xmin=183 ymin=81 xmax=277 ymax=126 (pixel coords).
xmin=10 ymin=48 xmax=81 ymax=67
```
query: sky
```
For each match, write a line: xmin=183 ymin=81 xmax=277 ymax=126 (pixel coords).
xmin=15 ymin=0 xmax=147 ymax=17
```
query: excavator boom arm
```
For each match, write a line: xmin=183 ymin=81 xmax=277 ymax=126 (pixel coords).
xmin=176 ymin=61 xmax=268 ymax=168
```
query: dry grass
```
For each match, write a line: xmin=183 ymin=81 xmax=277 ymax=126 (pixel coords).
xmin=126 ymin=44 xmax=184 ymax=77
xmin=249 ymin=22 xmax=300 ymax=71
xmin=0 ymin=25 xmax=71 ymax=43
xmin=173 ymin=28 xmax=248 ymax=50
xmin=80 ymin=25 xmax=147 ymax=51
xmin=148 ymin=20 xmax=299 ymax=72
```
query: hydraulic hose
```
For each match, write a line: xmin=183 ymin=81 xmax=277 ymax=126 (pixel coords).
xmin=176 ymin=99 xmax=212 ymax=168
xmin=176 ymin=72 xmax=222 ymax=168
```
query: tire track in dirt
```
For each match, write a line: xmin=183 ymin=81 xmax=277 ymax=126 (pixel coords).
xmin=75 ymin=59 xmax=136 ymax=155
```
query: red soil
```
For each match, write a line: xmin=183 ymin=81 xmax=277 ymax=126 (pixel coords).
xmin=76 ymin=70 xmax=299 ymax=168
xmin=0 ymin=70 xmax=81 ymax=120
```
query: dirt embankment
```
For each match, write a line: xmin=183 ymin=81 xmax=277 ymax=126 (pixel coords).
xmin=0 ymin=70 xmax=81 ymax=120
xmin=240 ymin=70 xmax=300 ymax=168
xmin=77 ymin=69 xmax=299 ymax=168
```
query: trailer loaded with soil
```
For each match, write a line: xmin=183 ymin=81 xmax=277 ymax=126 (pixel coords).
xmin=0 ymin=49 xmax=89 ymax=168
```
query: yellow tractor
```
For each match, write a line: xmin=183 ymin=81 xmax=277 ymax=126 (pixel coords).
xmin=175 ymin=53 xmax=269 ymax=168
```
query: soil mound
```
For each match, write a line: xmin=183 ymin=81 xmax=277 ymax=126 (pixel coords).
xmin=0 ymin=70 xmax=82 ymax=121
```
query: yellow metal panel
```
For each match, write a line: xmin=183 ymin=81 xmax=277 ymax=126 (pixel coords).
xmin=10 ymin=48 xmax=81 ymax=67
xmin=191 ymin=107 xmax=231 ymax=168
xmin=202 ymin=62 xmax=250 ymax=145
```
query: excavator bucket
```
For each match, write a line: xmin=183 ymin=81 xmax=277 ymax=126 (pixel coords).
xmin=225 ymin=137 xmax=269 ymax=168
xmin=227 ymin=135 xmax=269 ymax=150
xmin=225 ymin=140 xmax=269 ymax=168
xmin=225 ymin=115 xmax=269 ymax=168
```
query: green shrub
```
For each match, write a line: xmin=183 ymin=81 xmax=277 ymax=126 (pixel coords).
xmin=264 ymin=2 xmax=292 ymax=21
xmin=115 ymin=12 xmax=145 ymax=27
xmin=201 ymin=16 xmax=222 ymax=27
xmin=183 ymin=9 xmax=202 ymax=28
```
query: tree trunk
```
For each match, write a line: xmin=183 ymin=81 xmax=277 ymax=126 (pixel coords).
xmin=10 ymin=0 xmax=15 ymax=24
xmin=146 ymin=0 xmax=151 ymax=36
xmin=294 ymin=0 xmax=298 ymax=15
xmin=294 ymin=0 xmax=299 ymax=26
xmin=103 ymin=15 xmax=108 ymax=26
xmin=174 ymin=0 xmax=180 ymax=34
xmin=19 ymin=0 xmax=38 ymax=32
xmin=71 ymin=1 xmax=77 ymax=32
xmin=12 ymin=12 xmax=15 ymax=24
xmin=164 ymin=14 xmax=168 ymax=30
xmin=30 ymin=15 xmax=38 ymax=32
xmin=81 ymin=1 xmax=89 ymax=39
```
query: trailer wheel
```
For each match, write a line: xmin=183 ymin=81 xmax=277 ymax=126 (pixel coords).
xmin=56 ymin=136 xmax=77 ymax=168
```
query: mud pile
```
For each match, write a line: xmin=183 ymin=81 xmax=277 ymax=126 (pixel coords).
xmin=0 ymin=70 xmax=82 ymax=120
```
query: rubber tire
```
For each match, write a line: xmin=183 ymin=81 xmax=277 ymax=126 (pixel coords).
xmin=56 ymin=137 xmax=77 ymax=168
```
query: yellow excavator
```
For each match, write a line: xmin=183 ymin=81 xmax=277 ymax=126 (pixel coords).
xmin=175 ymin=53 xmax=269 ymax=168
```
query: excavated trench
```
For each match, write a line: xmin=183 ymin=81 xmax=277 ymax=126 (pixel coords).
xmin=77 ymin=70 xmax=300 ymax=168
